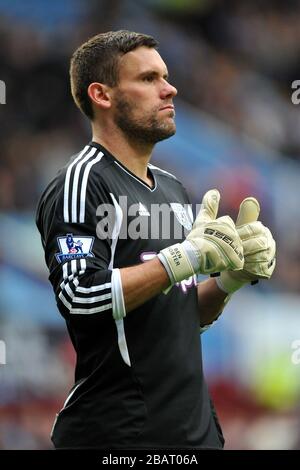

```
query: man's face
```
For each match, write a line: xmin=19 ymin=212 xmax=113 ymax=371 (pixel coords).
xmin=111 ymin=46 xmax=177 ymax=144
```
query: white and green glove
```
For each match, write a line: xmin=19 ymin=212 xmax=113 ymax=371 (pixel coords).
xmin=158 ymin=189 xmax=244 ymax=285
xmin=216 ymin=197 xmax=276 ymax=294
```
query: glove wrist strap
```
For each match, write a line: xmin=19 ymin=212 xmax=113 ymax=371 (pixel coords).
xmin=217 ymin=271 xmax=246 ymax=294
xmin=158 ymin=243 xmax=196 ymax=284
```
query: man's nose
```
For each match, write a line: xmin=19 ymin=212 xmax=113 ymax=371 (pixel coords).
xmin=161 ymin=80 xmax=177 ymax=99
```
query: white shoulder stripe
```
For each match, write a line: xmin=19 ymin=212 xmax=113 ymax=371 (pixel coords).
xmin=73 ymin=293 xmax=112 ymax=304
xmin=62 ymin=262 xmax=68 ymax=280
xmin=65 ymin=283 xmax=76 ymax=300
xmin=79 ymin=152 xmax=104 ymax=223
xmin=60 ymin=273 xmax=79 ymax=290
xmin=71 ymin=259 xmax=77 ymax=275
xmin=71 ymin=147 xmax=98 ymax=223
xmin=60 ymin=259 xmax=85 ymax=295
xmin=76 ymin=282 xmax=111 ymax=293
xmin=79 ymin=258 xmax=86 ymax=272
xmin=70 ymin=303 xmax=112 ymax=315
xmin=59 ymin=259 xmax=112 ymax=313
xmin=63 ymin=146 xmax=103 ymax=223
xmin=63 ymin=146 xmax=89 ymax=223
xmin=59 ymin=292 xmax=72 ymax=310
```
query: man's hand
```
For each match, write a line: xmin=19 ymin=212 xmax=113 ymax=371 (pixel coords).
xmin=158 ymin=189 xmax=244 ymax=285
xmin=217 ymin=197 xmax=276 ymax=293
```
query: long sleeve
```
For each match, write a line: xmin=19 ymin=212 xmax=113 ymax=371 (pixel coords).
xmin=36 ymin=147 xmax=125 ymax=322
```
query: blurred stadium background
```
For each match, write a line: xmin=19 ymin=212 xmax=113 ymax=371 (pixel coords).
xmin=1 ymin=0 xmax=300 ymax=450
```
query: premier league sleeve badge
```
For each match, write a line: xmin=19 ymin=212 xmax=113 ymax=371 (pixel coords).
xmin=56 ymin=233 xmax=95 ymax=263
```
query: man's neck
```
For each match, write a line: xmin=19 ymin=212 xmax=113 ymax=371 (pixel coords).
xmin=92 ymin=125 xmax=154 ymax=186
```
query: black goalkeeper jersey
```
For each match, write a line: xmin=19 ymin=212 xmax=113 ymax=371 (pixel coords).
xmin=36 ymin=141 xmax=224 ymax=449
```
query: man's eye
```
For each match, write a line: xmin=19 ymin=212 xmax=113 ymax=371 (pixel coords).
xmin=143 ymin=76 xmax=154 ymax=82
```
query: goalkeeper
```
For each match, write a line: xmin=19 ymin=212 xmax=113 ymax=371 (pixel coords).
xmin=36 ymin=30 xmax=276 ymax=450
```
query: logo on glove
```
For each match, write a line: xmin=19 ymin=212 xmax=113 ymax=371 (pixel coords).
xmin=204 ymin=228 xmax=243 ymax=261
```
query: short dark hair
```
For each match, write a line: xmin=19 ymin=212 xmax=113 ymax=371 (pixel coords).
xmin=70 ymin=30 xmax=158 ymax=120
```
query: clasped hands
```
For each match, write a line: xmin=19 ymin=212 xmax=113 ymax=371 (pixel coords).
xmin=158 ymin=189 xmax=276 ymax=294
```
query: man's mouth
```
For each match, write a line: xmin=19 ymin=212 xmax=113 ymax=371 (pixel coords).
xmin=159 ymin=105 xmax=175 ymax=111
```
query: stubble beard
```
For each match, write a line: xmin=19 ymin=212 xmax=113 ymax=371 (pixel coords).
xmin=114 ymin=93 xmax=176 ymax=145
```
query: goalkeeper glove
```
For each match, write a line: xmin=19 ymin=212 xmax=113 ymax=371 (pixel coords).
xmin=158 ymin=189 xmax=244 ymax=285
xmin=217 ymin=197 xmax=276 ymax=294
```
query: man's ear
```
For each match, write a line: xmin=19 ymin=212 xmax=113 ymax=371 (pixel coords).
xmin=87 ymin=82 xmax=112 ymax=110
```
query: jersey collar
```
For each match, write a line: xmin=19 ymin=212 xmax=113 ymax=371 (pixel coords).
xmin=89 ymin=141 xmax=157 ymax=192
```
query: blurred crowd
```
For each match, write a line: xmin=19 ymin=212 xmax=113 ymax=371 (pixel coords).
xmin=157 ymin=0 xmax=300 ymax=157
xmin=1 ymin=0 xmax=300 ymax=210
xmin=1 ymin=0 xmax=300 ymax=450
